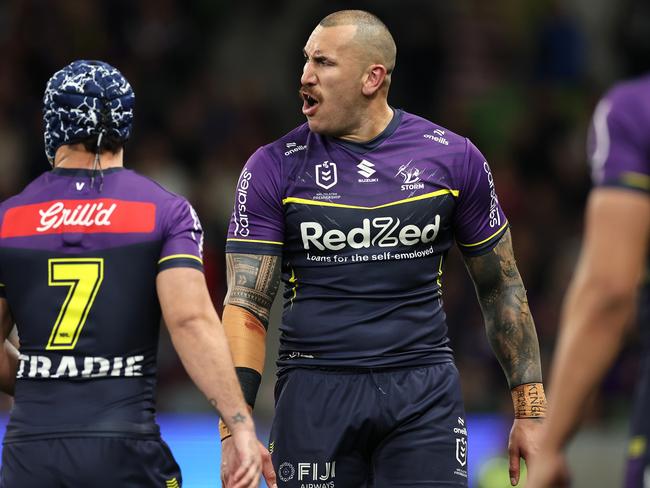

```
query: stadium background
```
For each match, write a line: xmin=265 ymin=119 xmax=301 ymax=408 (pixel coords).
xmin=0 ymin=0 xmax=648 ymax=486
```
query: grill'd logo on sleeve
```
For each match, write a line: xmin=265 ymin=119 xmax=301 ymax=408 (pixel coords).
xmin=1 ymin=199 xmax=156 ymax=237
xmin=300 ymin=216 xmax=440 ymax=251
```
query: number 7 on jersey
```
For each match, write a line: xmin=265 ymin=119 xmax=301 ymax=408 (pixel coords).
xmin=47 ymin=258 xmax=104 ymax=350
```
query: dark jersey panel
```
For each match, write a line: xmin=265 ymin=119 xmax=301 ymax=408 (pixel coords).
xmin=226 ymin=110 xmax=508 ymax=368
xmin=0 ymin=167 xmax=204 ymax=440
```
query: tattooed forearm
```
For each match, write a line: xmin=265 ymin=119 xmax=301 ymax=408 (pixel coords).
xmin=224 ymin=254 xmax=281 ymax=327
xmin=464 ymin=229 xmax=542 ymax=388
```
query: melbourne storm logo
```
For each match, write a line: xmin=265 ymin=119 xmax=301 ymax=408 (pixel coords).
xmin=396 ymin=160 xmax=425 ymax=191
xmin=315 ymin=161 xmax=337 ymax=190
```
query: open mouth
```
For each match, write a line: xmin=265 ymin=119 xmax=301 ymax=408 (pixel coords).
xmin=301 ymin=91 xmax=320 ymax=115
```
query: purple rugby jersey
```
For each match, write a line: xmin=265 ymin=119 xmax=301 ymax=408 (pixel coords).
xmin=226 ymin=109 xmax=508 ymax=369
xmin=0 ymin=167 xmax=203 ymax=441
xmin=589 ymin=73 xmax=650 ymax=193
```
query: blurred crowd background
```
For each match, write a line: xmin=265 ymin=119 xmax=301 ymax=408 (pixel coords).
xmin=1 ymin=0 xmax=649 ymax=485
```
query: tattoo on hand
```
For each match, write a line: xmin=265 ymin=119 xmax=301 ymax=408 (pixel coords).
xmin=232 ymin=412 xmax=247 ymax=424
xmin=225 ymin=254 xmax=281 ymax=327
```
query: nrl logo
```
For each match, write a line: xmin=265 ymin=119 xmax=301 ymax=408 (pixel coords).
xmin=315 ymin=161 xmax=337 ymax=190
xmin=456 ymin=437 xmax=467 ymax=467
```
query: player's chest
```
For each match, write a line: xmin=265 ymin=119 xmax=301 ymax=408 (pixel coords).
xmin=285 ymin=150 xmax=455 ymax=205
xmin=282 ymin=153 xmax=458 ymax=255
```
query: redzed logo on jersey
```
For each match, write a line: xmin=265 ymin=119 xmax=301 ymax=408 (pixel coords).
xmin=1 ymin=199 xmax=156 ymax=237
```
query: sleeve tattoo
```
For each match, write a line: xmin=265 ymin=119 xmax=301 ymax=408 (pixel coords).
xmin=463 ymin=229 xmax=543 ymax=388
xmin=224 ymin=254 xmax=281 ymax=328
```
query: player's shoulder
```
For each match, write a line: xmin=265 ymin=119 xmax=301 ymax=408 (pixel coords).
xmin=259 ymin=122 xmax=311 ymax=160
xmin=603 ymin=73 xmax=650 ymax=114
xmin=0 ymin=171 xmax=50 ymax=213
xmin=398 ymin=110 xmax=467 ymax=149
xmin=119 ymin=168 xmax=189 ymax=204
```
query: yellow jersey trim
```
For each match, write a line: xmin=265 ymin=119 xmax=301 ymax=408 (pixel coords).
xmin=620 ymin=171 xmax=650 ymax=191
xmin=165 ymin=478 xmax=180 ymax=488
xmin=158 ymin=254 xmax=203 ymax=265
xmin=457 ymin=221 xmax=509 ymax=248
xmin=226 ymin=238 xmax=284 ymax=246
xmin=282 ymin=189 xmax=459 ymax=210
xmin=628 ymin=435 xmax=647 ymax=458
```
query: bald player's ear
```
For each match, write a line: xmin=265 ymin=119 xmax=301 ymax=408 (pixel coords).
xmin=362 ymin=64 xmax=388 ymax=96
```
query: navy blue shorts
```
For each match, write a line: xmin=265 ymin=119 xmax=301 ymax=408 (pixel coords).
xmin=0 ymin=436 xmax=182 ymax=487
xmin=269 ymin=362 xmax=468 ymax=487
xmin=624 ymin=357 xmax=650 ymax=488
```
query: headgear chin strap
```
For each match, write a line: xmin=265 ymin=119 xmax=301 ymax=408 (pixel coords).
xmin=42 ymin=60 xmax=135 ymax=167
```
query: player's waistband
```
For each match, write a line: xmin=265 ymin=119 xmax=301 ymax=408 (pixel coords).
xmin=3 ymin=420 xmax=161 ymax=444
xmin=277 ymin=355 xmax=454 ymax=376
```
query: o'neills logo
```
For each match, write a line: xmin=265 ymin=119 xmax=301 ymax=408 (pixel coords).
xmin=1 ymin=199 xmax=156 ymax=238
xmin=38 ymin=201 xmax=116 ymax=232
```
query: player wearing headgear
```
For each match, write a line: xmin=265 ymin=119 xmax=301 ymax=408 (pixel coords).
xmin=0 ymin=60 xmax=274 ymax=488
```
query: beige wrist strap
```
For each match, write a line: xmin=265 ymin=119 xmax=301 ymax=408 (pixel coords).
xmin=219 ymin=418 xmax=232 ymax=441
xmin=511 ymin=382 xmax=547 ymax=418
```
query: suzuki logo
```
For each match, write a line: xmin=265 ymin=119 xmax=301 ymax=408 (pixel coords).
xmin=357 ymin=159 xmax=376 ymax=178
xmin=315 ymin=161 xmax=337 ymax=190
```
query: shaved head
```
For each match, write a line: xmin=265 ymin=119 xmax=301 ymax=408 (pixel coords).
xmin=319 ymin=10 xmax=396 ymax=74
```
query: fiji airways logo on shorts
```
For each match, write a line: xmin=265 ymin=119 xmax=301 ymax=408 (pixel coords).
xmin=396 ymin=160 xmax=425 ymax=191
xmin=315 ymin=161 xmax=337 ymax=190
xmin=278 ymin=461 xmax=336 ymax=486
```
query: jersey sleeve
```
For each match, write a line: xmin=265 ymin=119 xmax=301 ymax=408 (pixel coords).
xmin=588 ymin=88 xmax=650 ymax=193
xmin=226 ymin=146 xmax=284 ymax=256
xmin=158 ymin=197 xmax=204 ymax=272
xmin=454 ymin=140 xmax=509 ymax=256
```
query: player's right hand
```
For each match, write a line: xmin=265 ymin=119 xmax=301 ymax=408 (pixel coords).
xmin=221 ymin=432 xmax=277 ymax=488
xmin=524 ymin=447 xmax=570 ymax=488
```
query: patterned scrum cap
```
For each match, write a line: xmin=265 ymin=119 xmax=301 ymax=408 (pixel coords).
xmin=43 ymin=60 xmax=135 ymax=164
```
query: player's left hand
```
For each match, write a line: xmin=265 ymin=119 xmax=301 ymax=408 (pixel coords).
xmin=507 ymin=418 xmax=544 ymax=486
xmin=525 ymin=447 xmax=570 ymax=488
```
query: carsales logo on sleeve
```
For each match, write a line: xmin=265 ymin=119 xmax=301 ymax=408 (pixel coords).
xmin=233 ymin=169 xmax=252 ymax=237
xmin=483 ymin=161 xmax=501 ymax=228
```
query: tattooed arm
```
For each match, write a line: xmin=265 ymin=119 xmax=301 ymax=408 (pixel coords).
xmin=220 ymin=253 xmax=281 ymax=488
xmin=464 ymin=228 xmax=545 ymax=486
xmin=156 ymin=267 xmax=263 ymax=488
xmin=464 ymin=229 xmax=542 ymax=387
xmin=223 ymin=253 xmax=282 ymax=408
